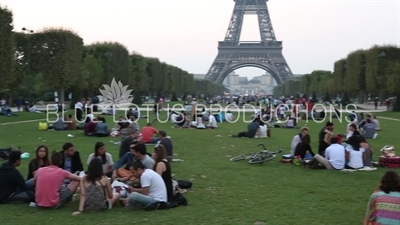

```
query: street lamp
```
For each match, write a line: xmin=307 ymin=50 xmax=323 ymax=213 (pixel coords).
xmin=22 ymin=27 xmax=34 ymax=102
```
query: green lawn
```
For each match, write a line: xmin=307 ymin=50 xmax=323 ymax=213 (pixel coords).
xmin=0 ymin=110 xmax=399 ymax=225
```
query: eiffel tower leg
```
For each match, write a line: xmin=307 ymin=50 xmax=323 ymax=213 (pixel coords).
xmin=224 ymin=0 xmax=246 ymax=41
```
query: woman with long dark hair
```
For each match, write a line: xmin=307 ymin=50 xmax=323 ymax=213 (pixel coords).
xmin=72 ymin=158 xmax=120 ymax=215
xmin=345 ymin=135 xmax=366 ymax=169
xmin=27 ymin=145 xmax=50 ymax=180
xmin=86 ymin=142 xmax=114 ymax=177
xmin=152 ymin=144 xmax=173 ymax=199
xmin=364 ymin=171 xmax=400 ymax=225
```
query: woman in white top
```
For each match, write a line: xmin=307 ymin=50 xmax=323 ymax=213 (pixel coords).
xmin=87 ymin=142 xmax=114 ymax=177
xmin=196 ymin=116 xmax=206 ymax=129
xmin=207 ymin=114 xmax=218 ymax=128
xmin=257 ymin=123 xmax=267 ymax=138
xmin=345 ymin=136 xmax=366 ymax=169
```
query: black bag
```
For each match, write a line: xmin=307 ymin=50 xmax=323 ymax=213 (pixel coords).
xmin=169 ymin=193 xmax=188 ymax=206
xmin=177 ymin=180 xmax=192 ymax=189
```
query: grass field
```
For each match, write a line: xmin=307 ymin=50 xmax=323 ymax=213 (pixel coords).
xmin=0 ymin=108 xmax=399 ymax=225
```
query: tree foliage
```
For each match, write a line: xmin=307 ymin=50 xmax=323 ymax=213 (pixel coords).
xmin=0 ymin=6 xmax=14 ymax=89
xmin=273 ymin=45 xmax=400 ymax=111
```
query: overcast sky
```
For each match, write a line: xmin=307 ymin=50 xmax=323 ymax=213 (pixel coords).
xmin=2 ymin=0 xmax=399 ymax=80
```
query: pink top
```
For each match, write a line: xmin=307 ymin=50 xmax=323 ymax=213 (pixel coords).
xmin=35 ymin=165 xmax=70 ymax=207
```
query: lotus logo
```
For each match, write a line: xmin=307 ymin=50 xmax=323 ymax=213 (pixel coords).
xmin=98 ymin=78 xmax=133 ymax=108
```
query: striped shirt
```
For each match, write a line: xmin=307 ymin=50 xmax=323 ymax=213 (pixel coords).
xmin=365 ymin=190 xmax=400 ymax=225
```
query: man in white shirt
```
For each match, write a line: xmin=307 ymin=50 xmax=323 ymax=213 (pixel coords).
xmin=207 ymin=113 xmax=218 ymax=129
xmin=314 ymin=136 xmax=345 ymax=170
xmin=74 ymin=98 xmax=85 ymax=122
xmin=122 ymin=160 xmax=167 ymax=210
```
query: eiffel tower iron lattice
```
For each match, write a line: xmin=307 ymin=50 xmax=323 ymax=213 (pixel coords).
xmin=205 ymin=0 xmax=293 ymax=85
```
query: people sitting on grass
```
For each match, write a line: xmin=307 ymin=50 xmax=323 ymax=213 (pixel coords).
xmin=207 ymin=112 xmax=218 ymax=129
xmin=87 ymin=142 xmax=114 ymax=177
xmin=65 ymin=114 xmax=77 ymax=130
xmin=158 ymin=130 xmax=173 ymax=162
xmin=314 ymin=136 xmax=345 ymax=170
xmin=119 ymin=160 xmax=168 ymax=210
xmin=84 ymin=117 xmax=99 ymax=136
xmin=346 ymin=117 xmax=356 ymax=134
xmin=358 ymin=136 xmax=374 ymax=167
xmin=141 ymin=123 xmax=160 ymax=144
xmin=225 ymin=110 xmax=234 ymax=122
xmin=118 ymin=121 xmax=132 ymax=140
xmin=94 ymin=117 xmax=110 ymax=137
xmin=48 ymin=115 xmax=68 ymax=131
xmin=346 ymin=123 xmax=360 ymax=139
xmin=362 ymin=119 xmax=378 ymax=139
xmin=113 ymin=141 xmax=140 ymax=181
xmin=318 ymin=121 xmax=334 ymax=155
xmin=128 ymin=115 xmax=140 ymax=131
xmin=28 ymin=102 xmax=43 ymax=113
xmin=372 ymin=115 xmax=381 ymax=131
xmin=34 ymin=151 xmax=81 ymax=209
xmin=112 ymin=143 xmax=154 ymax=182
xmin=285 ymin=116 xmax=297 ymax=128
xmin=0 ymin=150 xmax=35 ymax=203
xmin=119 ymin=130 xmax=141 ymax=159
xmin=27 ymin=145 xmax=50 ymax=180
xmin=152 ymin=144 xmax=173 ymax=199
xmin=256 ymin=120 xmax=267 ymax=138
xmin=72 ymin=158 xmax=120 ymax=215
xmin=345 ymin=135 xmax=366 ymax=169
xmin=60 ymin=142 xmax=83 ymax=177
xmin=290 ymin=127 xmax=309 ymax=156
xmin=0 ymin=104 xmax=18 ymax=116
xmin=364 ymin=171 xmax=400 ymax=225
xmin=232 ymin=117 xmax=260 ymax=138
xmin=194 ymin=114 xmax=206 ymax=129
xmin=294 ymin=134 xmax=315 ymax=160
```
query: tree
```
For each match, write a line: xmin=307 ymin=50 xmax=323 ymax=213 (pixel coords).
xmin=129 ymin=53 xmax=147 ymax=104
xmin=30 ymin=28 xmax=84 ymax=103
xmin=333 ymin=59 xmax=346 ymax=96
xmin=0 ymin=6 xmax=14 ymax=90
xmin=82 ymin=54 xmax=104 ymax=96
xmin=85 ymin=42 xmax=130 ymax=86
xmin=300 ymin=74 xmax=310 ymax=94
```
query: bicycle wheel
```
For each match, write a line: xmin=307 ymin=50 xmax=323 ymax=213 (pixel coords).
xmin=230 ymin=153 xmax=255 ymax=162
xmin=248 ymin=153 xmax=276 ymax=164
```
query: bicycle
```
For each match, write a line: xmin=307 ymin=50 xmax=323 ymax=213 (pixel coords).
xmin=230 ymin=144 xmax=283 ymax=164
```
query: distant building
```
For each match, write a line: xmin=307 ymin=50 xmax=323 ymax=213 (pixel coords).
xmin=194 ymin=74 xmax=207 ymax=80
xmin=193 ymin=72 xmax=278 ymax=95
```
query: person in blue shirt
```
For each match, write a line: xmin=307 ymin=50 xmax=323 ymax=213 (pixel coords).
xmin=362 ymin=119 xmax=377 ymax=139
xmin=95 ymin=117 xmax=110 ymax=137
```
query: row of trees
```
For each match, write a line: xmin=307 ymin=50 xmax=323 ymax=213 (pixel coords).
xmin=273 ymin=45 xmax=400 ymax=111
xmin=0 ymin=6 xmax=226 ymax=104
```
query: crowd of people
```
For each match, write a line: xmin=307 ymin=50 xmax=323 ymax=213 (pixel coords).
xmin=0 ymin=139 xmax=183 ymax=213
xmin=0 ymin=95 xmax=398 ymax=224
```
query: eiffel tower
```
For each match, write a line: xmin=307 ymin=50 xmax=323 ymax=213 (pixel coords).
xmin=205 ymin=0 xmax=293 ymax=84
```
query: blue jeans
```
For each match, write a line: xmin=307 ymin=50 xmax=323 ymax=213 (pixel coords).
xmin=128 ymin=192 xmax=157 ymax=206
xmin=150 ymin=137 xmax=159 ymax=144
xmin=25 ymin=178 xmax=35 ymax=191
